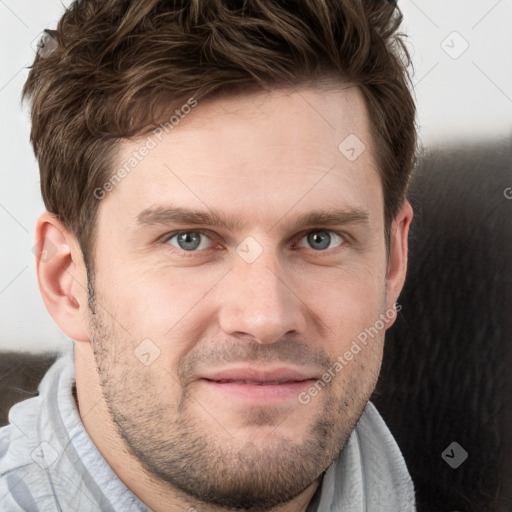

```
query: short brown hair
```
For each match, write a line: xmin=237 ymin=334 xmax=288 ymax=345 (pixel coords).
xmin=23 ymin=0 xmax=417 ymax=274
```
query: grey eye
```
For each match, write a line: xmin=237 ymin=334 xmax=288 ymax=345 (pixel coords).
xmin=298 ymin=231 xmax=344 ymax=251
xmin=167 ymin=232 xmax=210 ymax=251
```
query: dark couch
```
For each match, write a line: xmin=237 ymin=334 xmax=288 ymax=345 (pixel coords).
xmin=1 ymin=137 xmax=511 ymax=512
xmin=371 ymin=137 xmax=512 ymax=512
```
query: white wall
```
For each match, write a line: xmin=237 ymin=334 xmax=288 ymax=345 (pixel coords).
xmin=399 ymin=0 xmax=512 ymax=145
xmin=1 ymin=0 xmax=511 ymax=353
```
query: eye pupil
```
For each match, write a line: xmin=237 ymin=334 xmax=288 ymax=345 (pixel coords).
xmin=177 ymin=232 xmax=201 ymax=251
xmin=308 ymin=231 xmax=331 ymax=250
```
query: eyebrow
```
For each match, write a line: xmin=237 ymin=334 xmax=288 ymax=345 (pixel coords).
xmin=136 ymin=205 xmax=370 ymax=232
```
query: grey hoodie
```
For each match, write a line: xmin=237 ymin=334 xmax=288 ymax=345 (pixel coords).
xmin=0 ymin=347 xmax=416 ymax=511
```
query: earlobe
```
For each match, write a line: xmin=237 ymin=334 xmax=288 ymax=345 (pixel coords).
xmin=35 ymin=212 xmax=90 ymax=342
xmin=385 ymin=200 xmax=413 ymax=323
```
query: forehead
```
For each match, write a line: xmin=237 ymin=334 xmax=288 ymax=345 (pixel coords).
xmin=99 ymin=86 xmax=382 ymax=231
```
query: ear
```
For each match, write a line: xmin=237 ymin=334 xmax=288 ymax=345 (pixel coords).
xmin=384 ymin=200 xmax=413 ymax=327
xmin=34 ymin=212 xmax=90 ymax=342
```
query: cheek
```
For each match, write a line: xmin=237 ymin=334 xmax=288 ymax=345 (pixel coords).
xmin=99 ymin=262 xmax=227 ymax=354
xmin=293 ymin=260 xmax=387 ymax=347
xmin=294 ymin=263 xmax=387 ymax=396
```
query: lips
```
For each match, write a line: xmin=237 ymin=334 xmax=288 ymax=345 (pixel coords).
xmin=214 ymin=379 xmax=300 ymax=385
xmin=200 ymin=367 xmax=316 ymax=384
xmin=197 ymin=367 xmax=318 ymax=403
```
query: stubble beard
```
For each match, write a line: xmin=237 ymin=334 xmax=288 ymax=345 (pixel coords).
xmin=87 ymin=289 xmax=378 ymax=511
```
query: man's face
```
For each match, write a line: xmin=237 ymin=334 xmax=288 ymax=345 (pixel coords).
xmin=87 ymin=86 xmax=393 ymax=510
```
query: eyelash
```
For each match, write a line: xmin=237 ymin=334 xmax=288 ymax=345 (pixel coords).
xmin=161 ymin=229 xmax=348 ymax=257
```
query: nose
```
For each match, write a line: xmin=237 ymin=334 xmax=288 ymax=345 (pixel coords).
xmin=216 ymin=252 xmax=307 ymax=344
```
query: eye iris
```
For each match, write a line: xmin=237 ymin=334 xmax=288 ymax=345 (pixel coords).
xmin=177 ymin=232 xmax=201 ymax=251
xmin=308 ymin=231 xmax=331 ymax=250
